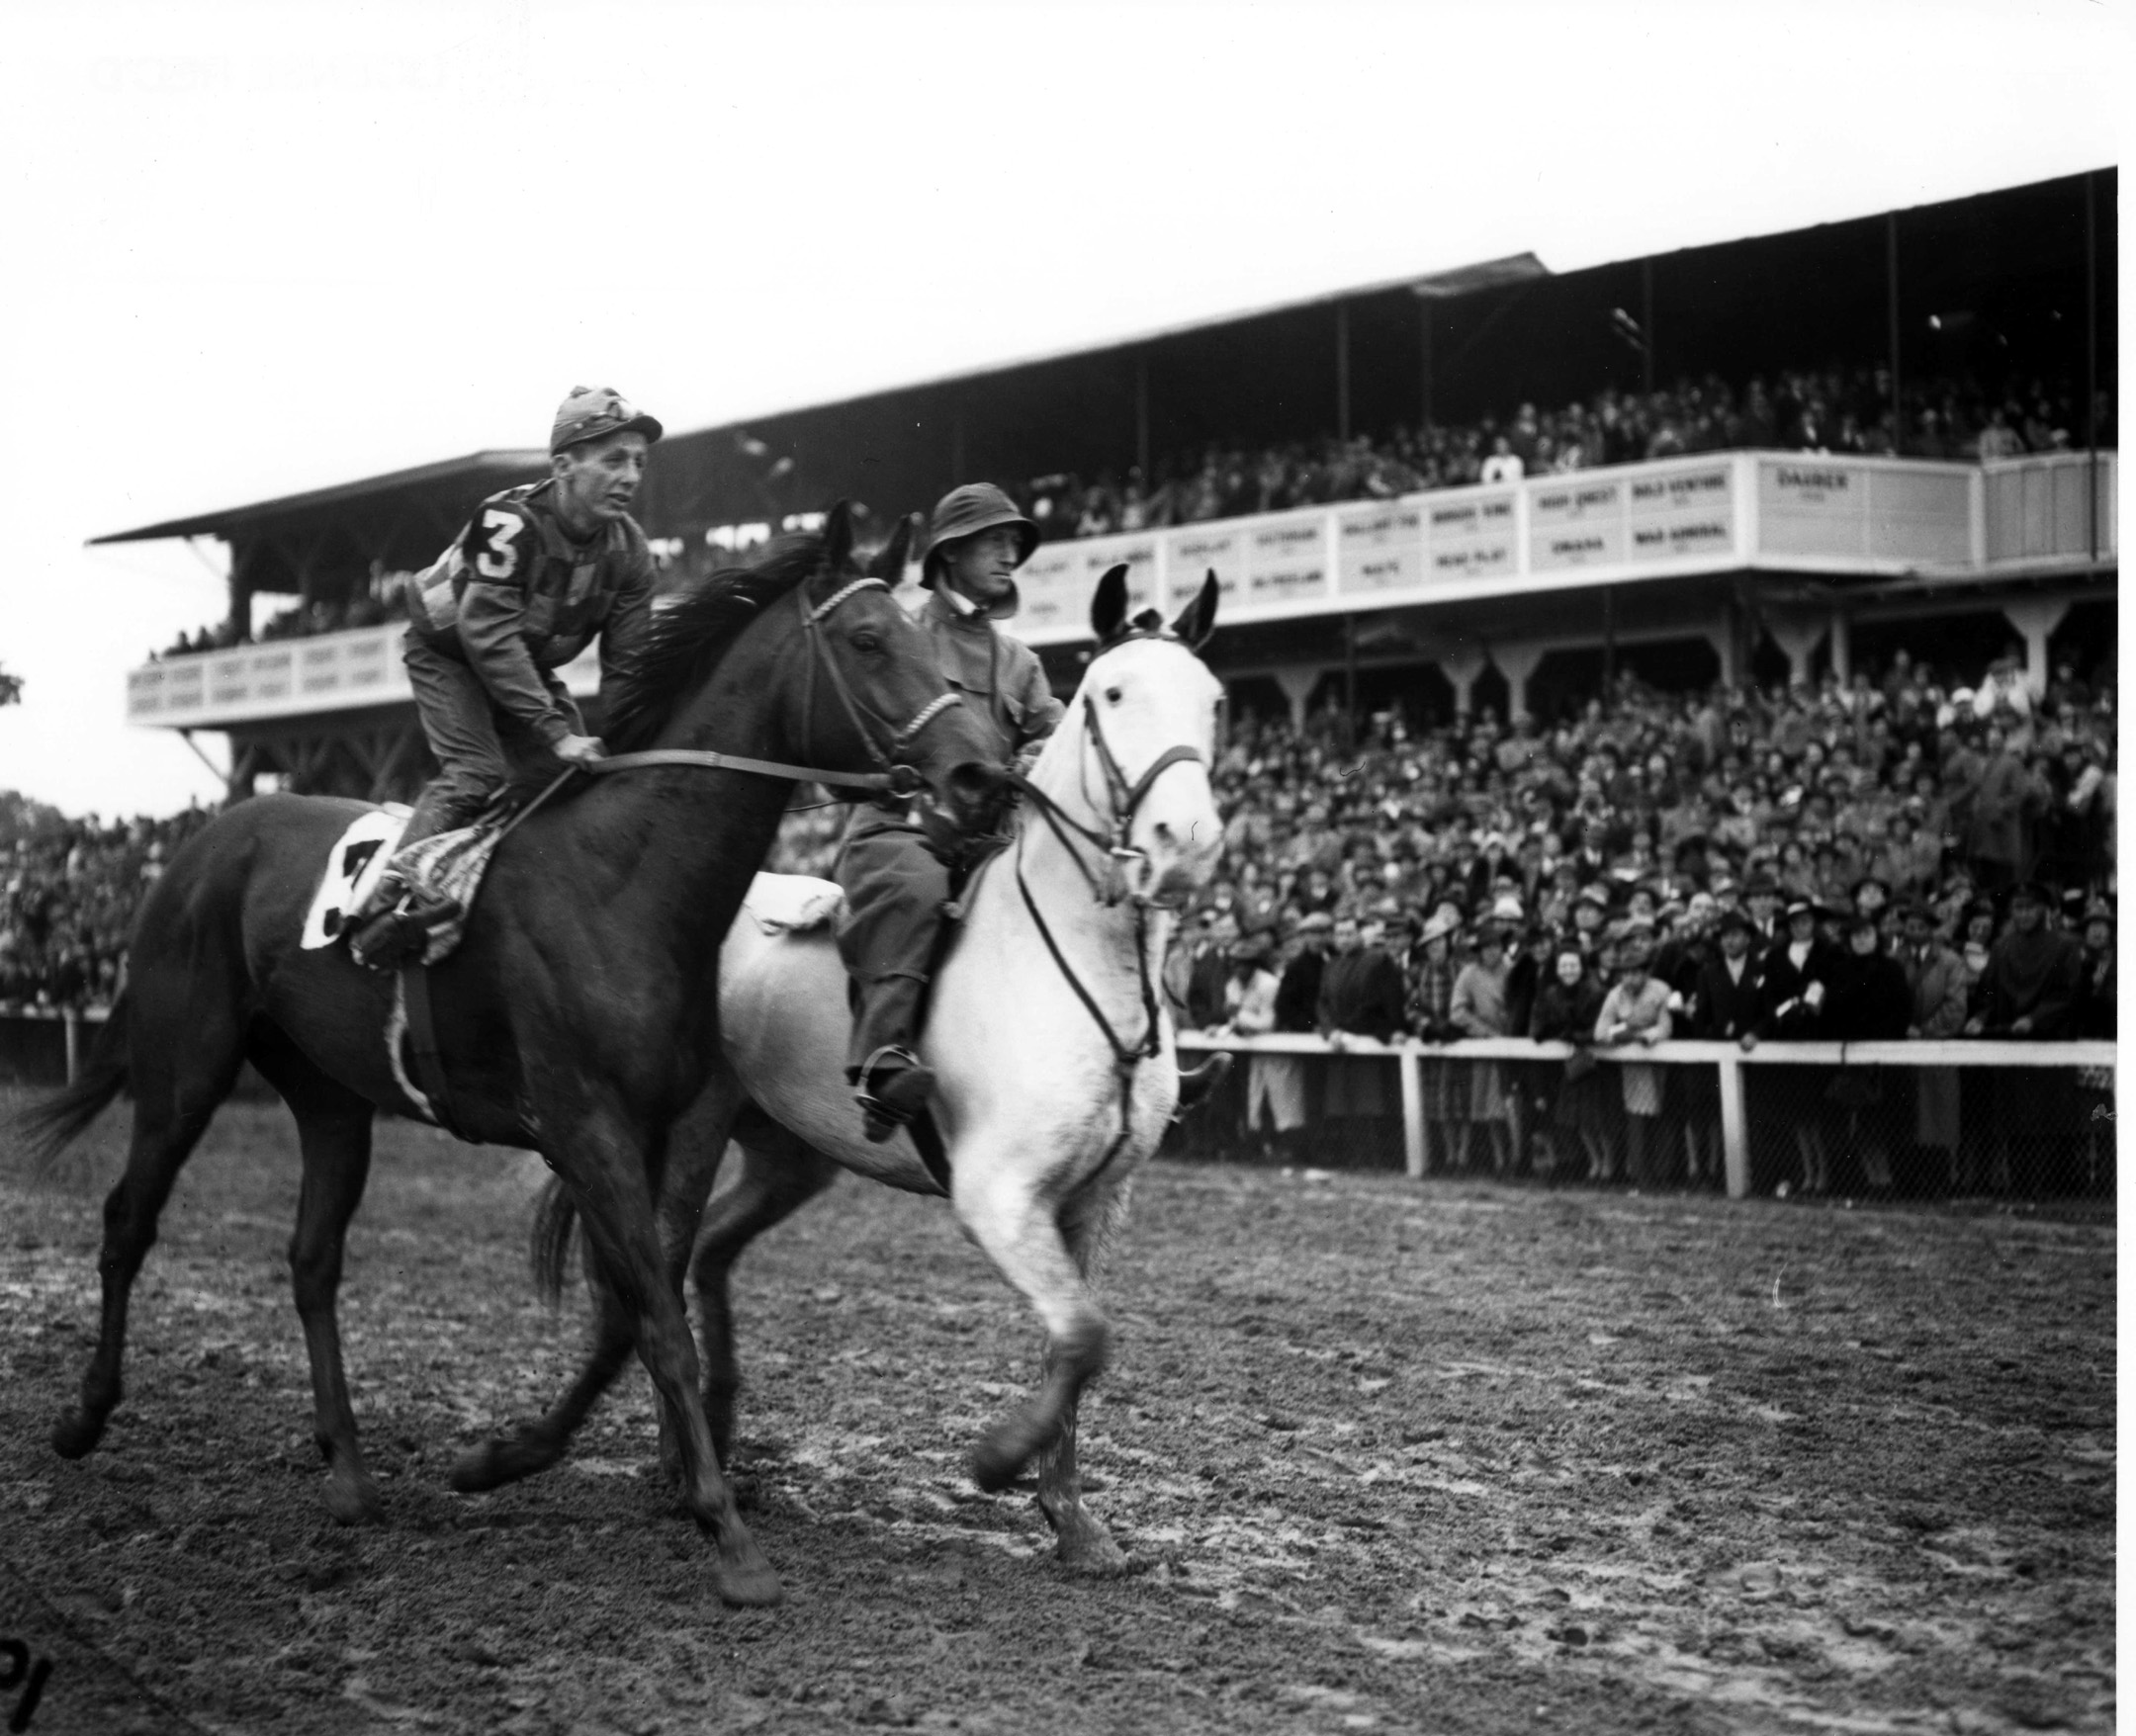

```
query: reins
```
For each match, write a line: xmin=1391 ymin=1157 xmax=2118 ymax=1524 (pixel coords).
xmin=491 ymin=572 xmax=953 ymax=835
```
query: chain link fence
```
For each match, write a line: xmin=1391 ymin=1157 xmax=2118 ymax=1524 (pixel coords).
xmin=1173 ymin=1035 xmax=2116 ymax=1205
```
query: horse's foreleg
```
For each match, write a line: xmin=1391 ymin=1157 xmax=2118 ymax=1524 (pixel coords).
xmin=548 ymin=1103 xmax=780 ymax=1607
xmin=286 ymin=1103 xmax=383 ymax=1524
xmin=686 ymin=1123 xmax=839 ymax=1470
xmin=952 ymin=1151 xmax=1113 ymax=1496
xmin=1033 ymin=1180 xmax=1133 ymax=1576
xmin=53 ymin=992 xmax=241 ymax=1462
xmin=457 ymin=1077 xmax=745 ymax=1495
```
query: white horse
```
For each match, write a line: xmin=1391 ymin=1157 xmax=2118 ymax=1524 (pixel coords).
xmin=459 ymin=566 xmax=1227 ymax=1583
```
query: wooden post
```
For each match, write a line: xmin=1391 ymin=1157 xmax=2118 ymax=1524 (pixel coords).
xmin=1399 ymin=1047 xmax=1425 ymax=1178
xmin=1718 ymin=1052 xmax=1749 ymax=1198
xmin=64 ymin=1011 xmax=81 ymax=1085
xmin=1887 ymin=211 xmax=1903 ymax=453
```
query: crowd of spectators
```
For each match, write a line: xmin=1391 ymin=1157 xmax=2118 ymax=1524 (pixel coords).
xmin=150 ymin=574 xmax=410 ymax=662
xmin=1 ymin=805 xmax=217 ymax=1012
xmin=1013 ymin=366 xmax=2112 ymax=542
xmin=1152 ymin=649 xmax=2114 ymax=1196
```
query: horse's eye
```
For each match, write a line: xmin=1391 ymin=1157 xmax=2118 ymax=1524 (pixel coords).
xmin=852 ymin=632 xmax=883 ymax=654
xmin=1105 ymin=687 xmax=1122 ymax=705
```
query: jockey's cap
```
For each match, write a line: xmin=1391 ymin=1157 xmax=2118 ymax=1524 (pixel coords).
xmin=551 ymin=386 xmax=665 ymax=455
xmin=920 ymin=482 xmax=1038 ymax=586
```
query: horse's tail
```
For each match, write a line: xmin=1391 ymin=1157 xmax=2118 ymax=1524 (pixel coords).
xmin=529 ymin=1174 xmax=580 ymax=1306
xmin=14 ymin=989 xmax=132 ymax=1174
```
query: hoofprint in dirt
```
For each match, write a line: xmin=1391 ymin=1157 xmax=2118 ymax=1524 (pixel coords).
xmin=0 ymin=1089 xmax=2111 ymax=1736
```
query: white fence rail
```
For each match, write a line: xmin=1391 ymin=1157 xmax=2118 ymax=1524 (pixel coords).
xmin=1175 ymin=1032 xmax=2116 ymax=1198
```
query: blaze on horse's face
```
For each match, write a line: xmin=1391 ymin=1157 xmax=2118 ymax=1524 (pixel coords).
xmin=1080 ymin=572 xmax=1225 ymax=908
xmin=789 ymin=509 xmax=997 ymax=831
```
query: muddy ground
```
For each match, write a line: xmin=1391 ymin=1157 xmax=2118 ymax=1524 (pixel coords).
xmin=0 ymin=1088 xmax=2114 ymax=1734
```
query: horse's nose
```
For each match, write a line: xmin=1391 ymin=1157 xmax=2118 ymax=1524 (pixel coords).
xmin=944 ymin=760 xmax=999 ymax=819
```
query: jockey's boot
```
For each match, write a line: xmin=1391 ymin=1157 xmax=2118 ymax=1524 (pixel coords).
xmin=855 ymin=1046 xmax=935 ymax=1144
xmin=1174 ymin=1051 xmax=1234 ymax=1115
xmin=347 ymin=873 xmax=464 ymax=973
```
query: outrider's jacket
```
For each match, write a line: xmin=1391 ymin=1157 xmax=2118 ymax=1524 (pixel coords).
xmin=406 ymin=479 xmax=655 ymax=745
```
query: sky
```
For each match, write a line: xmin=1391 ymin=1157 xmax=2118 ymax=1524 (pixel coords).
xmin=0 ymin=0 xmax=2123 ymax=817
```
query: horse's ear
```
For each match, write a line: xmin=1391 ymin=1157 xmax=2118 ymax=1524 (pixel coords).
xmin=867 ymin=511 xmax=917 ymax=582
xmin=823 ymin=499 xmax=855 ymax=571
xmin=1090 ymin=564 xmax=1130 ymax=646
xmin=1169 ymin=569 xmax=1219 ymax=651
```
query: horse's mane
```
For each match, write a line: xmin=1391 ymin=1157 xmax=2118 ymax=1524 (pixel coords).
xmin=600 ymin=532 xmax=830 ymax=753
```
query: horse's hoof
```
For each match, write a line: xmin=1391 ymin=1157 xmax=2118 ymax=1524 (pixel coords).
xmin=448 ymin=1434 xmax=553 ymax=1494
xmin=51 ymin=1411 xmax=104 ymax=1460
xmin=324 ymin=1474 xmax=384 ymax=1526
xmin=1058 ymin=1533 xmax=1131 ymax=1578
xmin=970 ymin=1424 xmax=1040 ymax=1494
xmin=712 ymin=1541 xmax=783 ymax=1607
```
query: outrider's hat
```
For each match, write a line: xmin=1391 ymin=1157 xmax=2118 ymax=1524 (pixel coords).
xmin=920 ymin=483 xmax=1039 ymax=585
xmin=550 ymin=386 xmax=663 ymax=454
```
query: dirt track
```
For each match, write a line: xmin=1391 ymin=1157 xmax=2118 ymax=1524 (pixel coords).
xmin=0 ymin=1089 xmax=2114 ymax=1734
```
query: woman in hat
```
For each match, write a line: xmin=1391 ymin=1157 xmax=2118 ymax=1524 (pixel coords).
xmin=1595 ymin=922 xmax=1673 ymax=1185
xmin=1529 ymin=939 xmax=1610 ymax=1181
xmin=1406 ymin=908 xmax=1465 ymax=1172
xmin=1450 ymin=921 xmax=1515 ymax=1173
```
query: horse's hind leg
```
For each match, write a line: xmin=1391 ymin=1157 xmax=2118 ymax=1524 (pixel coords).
xmin=686 ymin=1118 xmax=840 ymax=1470
xmin=1033 ymin=1180 xmax=1134 ymax=1576
xmin=52 ymin=992 xmax=243 ymax=1461
xmin=952 ymin=1143 xmax=1113 ymax=1498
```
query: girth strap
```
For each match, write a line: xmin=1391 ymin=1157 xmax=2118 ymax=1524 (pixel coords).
xmin=588 ymin=747 xmax=915 ymax=793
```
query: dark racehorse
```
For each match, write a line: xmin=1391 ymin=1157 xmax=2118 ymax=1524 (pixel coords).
xmin=18 ymin=504 xmax=995 ymax=1607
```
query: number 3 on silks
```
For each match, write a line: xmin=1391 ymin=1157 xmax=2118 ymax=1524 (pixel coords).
xmin=473 ymin=509 xmax=523 ymax=580
xmin=0 ymin=1637 xmax=51 ymax=1733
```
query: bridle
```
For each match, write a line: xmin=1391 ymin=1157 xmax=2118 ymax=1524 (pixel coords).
xmin=589 ymin=573 xmax=958 ymax=798
xmin=1000 ymin=628 xmax=1210 ymax=1181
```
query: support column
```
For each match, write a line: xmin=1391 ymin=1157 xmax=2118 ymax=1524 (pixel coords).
xmin=1272 ymin=665 xmax=1325 ymax=730
xmin=1763 ymin=613 xmax=1827 ymax=689
xmin=1441 ymin=645 xmax=1487 ymax=718
xmin=2002 ymin=598 xmax=2071 ymax=698
xmin=1700 ymin=619 xmax=1738 ymax=688
xmin=1489 ymin=641 xmax=1547 ymax=720
xmin=1335 ymin=304 xmax=1352 ymax=443
xmin=1828 ymin=609 xmax=1851 ymax=684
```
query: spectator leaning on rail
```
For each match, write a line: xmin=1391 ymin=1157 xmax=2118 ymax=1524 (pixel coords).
xmin=348 ymin=387 xmax=662 ymax=969
xmin=833 ymin=483 xmax=1062 ymax=1141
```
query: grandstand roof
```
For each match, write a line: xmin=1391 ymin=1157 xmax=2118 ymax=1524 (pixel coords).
xmin=89 ymin=449 xmax=548 ymax=548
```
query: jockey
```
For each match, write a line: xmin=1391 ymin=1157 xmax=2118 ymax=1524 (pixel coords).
xmin=348 ymin=387 xmax=662 ymax=968
xmin=837 ymin=482 xmax=1064 ymax=1139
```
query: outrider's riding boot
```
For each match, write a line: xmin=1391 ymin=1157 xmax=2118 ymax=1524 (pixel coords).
xmin=847 ymin=971 xmax=934 ymax=1143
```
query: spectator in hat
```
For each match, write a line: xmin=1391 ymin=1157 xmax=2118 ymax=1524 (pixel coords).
xmin=1253 ymin=913 xmax=1335 ymax=1164
xmin=1225 ymin=931 xmax=1288 ymax=1161
xmin=1820 ymin=909 xmax=1913 ymax=1192
xmin=1964 ymin=724 xmax=2050 ymax=894
xmin=1318 ymin=913 xmax=1408 ymax=1166
xmin=2074 ymin=901 xmax=2115 ymax=1041
xmin=1184 ymin=910 xmax=1239 ymax=1034
xmin=1595 ymin=923 xmax=1673 ymax=1184
xmin=1967 ymin=882 xmax=2084 ymax=1193
xmin=1530 ymin=940 xmax=1611 ymax=1180
xmin=1898 ymin=902 xmax=1969 ymax=1194
xmin=1406 ymin=908 xmax=1465 ymax=1171
xmin=1450 ymin=921 xmax=1516 ymax=1173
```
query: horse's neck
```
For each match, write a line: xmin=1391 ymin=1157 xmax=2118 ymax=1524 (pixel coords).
xmin=570 ymin=644 xmax=798 ymax=951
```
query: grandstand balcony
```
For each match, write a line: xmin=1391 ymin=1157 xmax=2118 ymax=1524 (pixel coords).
xmin=122 ymin=447 xmax=2112 ymax=736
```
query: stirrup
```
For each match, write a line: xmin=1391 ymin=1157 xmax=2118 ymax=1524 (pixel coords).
xmin=855 ymin=1047 xmax=935 ymax=1144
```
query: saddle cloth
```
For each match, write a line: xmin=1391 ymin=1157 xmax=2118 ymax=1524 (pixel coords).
xmin=301 ymin=809 xmax=506 ymax=966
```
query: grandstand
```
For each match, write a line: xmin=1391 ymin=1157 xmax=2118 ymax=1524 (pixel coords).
xmin=97 ymin=170 xmax=2114 ymax=804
